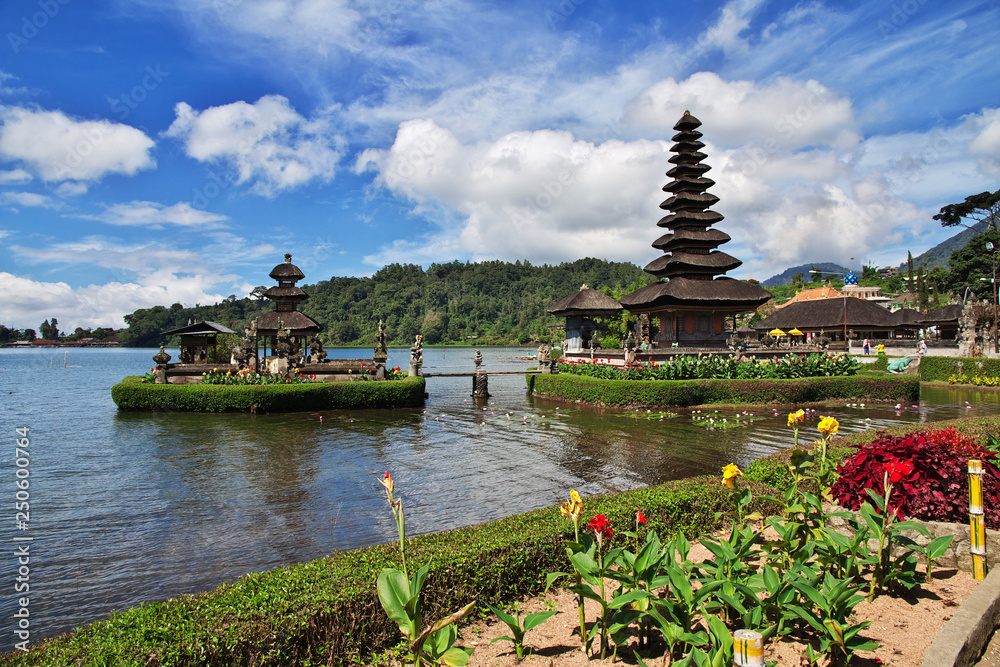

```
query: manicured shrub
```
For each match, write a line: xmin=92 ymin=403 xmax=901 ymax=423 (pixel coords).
xmin=111 ymin=375 xmax=426 ymax=412
xmin=830 ymin=427 xmax=1000 ymax=528
xmin=530 ymin=372 xmax=919 ymax=408
xmin=918 ymin=357 xmax=1000 ymax=383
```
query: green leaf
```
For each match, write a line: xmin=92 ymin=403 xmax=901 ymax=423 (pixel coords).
xmin=544 ymin=571 xmax=568 ymax=593
xmin=608 ymin=589 xmax=651 ymax=609
xmin=483 ymin=602 xmax=519 ymax=636
xmin=523 ymin=610 xmax=558 ymax=632
xmin=926 ymin=535 xmax=954 ymax=558
xmin=860 ymin=503 xmax=882 ymax=533
xmin=376 ymin=568 xmax=414 ymax=637
xmin=439 ymin=646 xmax=473 ymax=666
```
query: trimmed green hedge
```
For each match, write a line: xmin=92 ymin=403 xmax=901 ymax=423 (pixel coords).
xmin=919 ymin=356 xmax=1000 ymax=382
xmin=528 ymin=372 xmax=919 ymax=408
xmin=1 ymin=477 xmax=780 ymax=667
xmin=111 ymin=375 xmax=426 ymax=412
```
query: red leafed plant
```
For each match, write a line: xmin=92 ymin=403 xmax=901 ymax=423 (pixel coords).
xmin=830 ymin=428 xmax=1000 ymax=528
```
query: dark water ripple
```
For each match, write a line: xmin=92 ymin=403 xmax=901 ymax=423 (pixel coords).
xmin=0 ymin=347 xmax=992 ymax=649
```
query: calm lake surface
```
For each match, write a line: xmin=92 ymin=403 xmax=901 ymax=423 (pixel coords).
xmin=0 ymin=346 xmax=996 ymax=649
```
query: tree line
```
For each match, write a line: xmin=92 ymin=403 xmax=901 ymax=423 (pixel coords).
xmin=118 ymin=258 xmax=654 ymax=348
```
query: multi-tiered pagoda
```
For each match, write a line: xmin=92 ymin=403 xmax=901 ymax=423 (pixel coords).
xmin=619 ymin=112 xmax=771 ymax=345
xmin=257 ymin=254 xmax=321 ymax=363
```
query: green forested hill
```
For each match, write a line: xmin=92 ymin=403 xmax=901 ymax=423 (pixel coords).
xmin=120 ymin=258 xmax=654 ymax=348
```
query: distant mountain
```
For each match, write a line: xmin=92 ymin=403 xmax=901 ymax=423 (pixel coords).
xmin=897 ymin=222 xmax=988 ymax=273
xmin=762 ymin=262 xmax=852 ymax=287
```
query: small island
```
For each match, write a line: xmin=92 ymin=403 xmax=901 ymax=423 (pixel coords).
xmin=112 ymin=254 xmax=425 ymax=412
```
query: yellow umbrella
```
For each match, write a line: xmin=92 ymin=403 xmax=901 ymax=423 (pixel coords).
xmin=789 ymin=328 xmax=804 ymax=336
xmin=769 ymin=328 xmax=786 ymax=337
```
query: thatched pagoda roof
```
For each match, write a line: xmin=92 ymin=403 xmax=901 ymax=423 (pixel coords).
xmin=754 ymin=296 xmax=895 ymax=331
xmin=548 ymin=286 xmax=623 ymax=316
xmin=622 ymin=111 xmax=772 ymax=312
xmin=652 ymin=229 xmax=731 ymax=250
xmin=269 ymin=253 xmax=305 ymax=281
xmin=262 ymin=285 xmax=308 ymax=300
xmin=620 ymin=277 xmax=771 ymax=310
xmin=643 ymin=251 xmax=742 ymax=277
xmin=256 ymin=310 xmax=321 ymax=334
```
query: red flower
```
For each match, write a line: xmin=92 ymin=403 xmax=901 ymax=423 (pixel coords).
xmin=587 ymin=514 xmax=613 ymax=543
xmin=636 ymin=510 xmax=647 ymax=524
xmin=884 ymin=460 xmax=914 ymax=484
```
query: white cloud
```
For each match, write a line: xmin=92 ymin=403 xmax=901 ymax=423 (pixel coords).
xmin=0 ymin=106 xmax=155 ymax=186
xmin=623 ymin=72 xmax=858 ymax=150
xmin=0 ymin=271 xmax=225 ymax=331
xmin=4 ymin=234 xmax=281 ymax=330
xmin=0 ymin=191 xmax=62 ymax=209
xmin=359 ymin=118 xmax=668 ymax=267
xmin=87 ymin=201 xmax=228 ymax=229
xmin=0 ymin=168 xmax=31 ymax=183
xmin=164 ymin=95 xmax=344 ymax=196
xmin=965 ymin=107 xmax=1000 ymax=178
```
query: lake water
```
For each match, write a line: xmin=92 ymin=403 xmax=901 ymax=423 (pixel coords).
xmin=0 ymin=346 xmax=995 ymax=650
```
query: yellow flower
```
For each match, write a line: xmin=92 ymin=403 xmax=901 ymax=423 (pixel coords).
xmin=787 ymin=409 xmax=805 ymax=427
xmin=722 ymin=463 xmax=743 ymax=488
xmin=559 ymin=489 xmax=583 ymax=523
xmin=818 ymin=416 xmax=839 ymax=437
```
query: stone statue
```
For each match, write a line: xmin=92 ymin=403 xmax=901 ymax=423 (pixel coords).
xmin=275 ymin=321 xmax=291 ymax=360
xmin=408 ymin=334 xmax=423 ymax=376
xmin=152 ymin=345 xmax=171 ymax=384
xmin=373 ymin=319 xmax=388 ymax=361
xmin=308 ymin=334 xmax=327 ymax=363
xmin=474 ymin=349 xmax=483 ymax=369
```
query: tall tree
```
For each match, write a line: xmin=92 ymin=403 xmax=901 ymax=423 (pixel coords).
xmin=945 ymin=229 xmax=1000 ymax=297
xmin=933 ymin=189 xmax=1000 ymax=232
xmin=917 ymin=268 xmax=929 ymax=313
xmin=907 ymin=251 xmax=914 ymax=291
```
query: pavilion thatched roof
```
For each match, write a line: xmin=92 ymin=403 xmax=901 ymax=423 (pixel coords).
xmin=917 ymin=303 xmax=963 ymax=325
xmin=754 ymin=296 xmax=896 ymax=331
xmin=891 ymin=308 xmax=925 ymax=327
xmin=161 ymin=321 xmax=235 ymax=337
xmin=548 ymin=286 xmax=623 ymax=316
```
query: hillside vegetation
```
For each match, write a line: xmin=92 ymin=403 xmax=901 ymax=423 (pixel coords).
xmin=119 ymin=258 xmax=654 ymax=347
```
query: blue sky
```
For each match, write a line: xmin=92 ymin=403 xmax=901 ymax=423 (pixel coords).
xmin=0 ymin=0 xmax=998 ymax=331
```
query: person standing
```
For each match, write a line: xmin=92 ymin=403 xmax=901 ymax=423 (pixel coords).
xmin=863 ymin=338 xmax=870 ymax=355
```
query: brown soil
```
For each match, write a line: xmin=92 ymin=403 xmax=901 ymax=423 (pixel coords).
xmin=452 ymin=540 xmax=982 ymax=667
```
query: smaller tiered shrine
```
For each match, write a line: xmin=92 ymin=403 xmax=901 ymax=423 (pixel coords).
xmin=256 ymin=254 xmax=322 ymax=372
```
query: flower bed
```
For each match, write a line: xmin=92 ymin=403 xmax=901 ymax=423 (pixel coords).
xmin=558 ymin=352 xmax=860 ymax=380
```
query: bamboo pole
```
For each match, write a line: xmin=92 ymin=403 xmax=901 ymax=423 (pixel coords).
xmin=969 ymin=459 xmax=987 ymax=580
xmin=733 ymin=629 xmax=764 ymax=667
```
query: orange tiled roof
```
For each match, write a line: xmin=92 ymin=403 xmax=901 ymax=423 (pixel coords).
xmin=775 ymin=285 xmax=845 ymax=309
